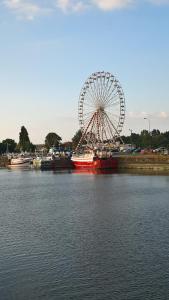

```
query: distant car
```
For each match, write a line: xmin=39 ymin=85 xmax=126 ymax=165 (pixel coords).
xmin=140 ymin=149 xmax=150 ymax=154
xmin=153 ymin=147 xmax=168 ymax=154
xmin=133 ymin=148 xmax=141 ymax=153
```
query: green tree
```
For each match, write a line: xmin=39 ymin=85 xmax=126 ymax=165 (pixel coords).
xmin=0 ymin=143 xmax=6 ymax=154
xmin=140 ymin=130 xmax=151 ymax=148
xmin=18 ymin=126 xmax=34 ymax=152
xmin=72 ymin=129 xmax=82 ymax=149
xmin=151 ymin=129 xmax=160 ymax=136
xmin=45 ymin=132 xmax=62 ymax=149
xmin=2 ymin=139 xmax=17 ymax=153
xmin=130 ymin=133 xmax=140 ymax=147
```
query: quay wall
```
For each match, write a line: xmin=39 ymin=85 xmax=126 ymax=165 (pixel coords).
xmin=0 ymin=156 xmax=8 ymax=168
xmin=1 ymin=154 xmax=169 ymax=171
xmin=117 ymin=154 xmax=169 ymax=171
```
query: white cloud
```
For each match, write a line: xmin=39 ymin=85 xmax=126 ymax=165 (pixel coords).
xmin=92 ymin=0 xmax=133 ymax=10
xmin=128 ymin=111 xmax=148 ymax=118
xmin=3 ymin=0 xmax=169 ymax=19
xmin=158 ymin=111 xmax=169 ymax=119
xmin=3 ymin=0 xmax=51 ymax=20
xmin=56 ymin=0 xmax=88 ymax=13
xmin=128 ymin=111 xmax=169 ymax=119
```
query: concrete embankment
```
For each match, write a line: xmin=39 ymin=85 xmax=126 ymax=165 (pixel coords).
xmin=117 ymin=154 xmax=169 ymax=171
xmin=0 ymin=156 xmax=8 ymax=168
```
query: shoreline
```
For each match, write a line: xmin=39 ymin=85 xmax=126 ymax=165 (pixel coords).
xmin=1 ymin=154 xmax=169 ymax=173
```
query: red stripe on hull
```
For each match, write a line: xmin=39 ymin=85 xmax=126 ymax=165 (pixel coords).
xmin=72 ymin=158 xmax=118 ymax=169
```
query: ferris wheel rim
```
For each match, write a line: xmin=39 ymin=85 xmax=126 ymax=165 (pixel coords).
xmin=78 ymin=71 xmax=125 ymax=135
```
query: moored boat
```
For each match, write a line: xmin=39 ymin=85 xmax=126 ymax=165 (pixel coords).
xmin=8 ymin=157 xmax=32 ymax=168
xmin=33 ymin=156 xmax=73 ymax=170
xmin=71 ymin=150 xmax=118 ymax=169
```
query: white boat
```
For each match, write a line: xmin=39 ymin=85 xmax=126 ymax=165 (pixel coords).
xmin=8 ymin=157 xmax=32 ymax=168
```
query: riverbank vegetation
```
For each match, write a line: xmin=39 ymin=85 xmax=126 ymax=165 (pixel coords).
xmin=121 ymin=130 xmax=169 ymax=149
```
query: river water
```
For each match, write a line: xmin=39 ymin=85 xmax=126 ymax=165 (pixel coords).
xmin=0 ymin=169 xmax=169 ymax=300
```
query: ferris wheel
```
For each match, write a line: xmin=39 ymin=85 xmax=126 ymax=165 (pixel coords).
xmin=77 ymin=71 xmax=125 ymax=150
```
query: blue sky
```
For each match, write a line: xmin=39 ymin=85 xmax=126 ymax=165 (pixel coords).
xmin=0 ymin=0 xmax=169 ymax=143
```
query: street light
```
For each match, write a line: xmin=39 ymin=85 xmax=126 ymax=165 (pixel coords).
xmin=144 ymin=117 xmax=151 ymax=148
xmin=144 ymin=117 xmax=151 ymax=133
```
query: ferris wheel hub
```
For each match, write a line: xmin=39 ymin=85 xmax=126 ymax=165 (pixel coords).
xmin=97 ymin=106 xmax=104 ymax=112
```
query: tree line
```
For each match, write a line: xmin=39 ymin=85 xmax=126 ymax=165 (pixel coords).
xmin=0 ymin=127 xmax=169 ymax=154
xmin=0 ymin=126 xmax=63 ymax=154
xmin=121 ymin=129 xmax=169 ymax=149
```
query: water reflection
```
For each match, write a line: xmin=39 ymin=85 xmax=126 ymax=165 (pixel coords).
xmin=0 ymin=169 xmax=169 ymax=299
xmin=5 ymin=166 xmax=169 ymax=176
xmin=71 ymin=169 xmax=117 ymax=175
xmin=118 ymin=169 xmax=169 ymax=176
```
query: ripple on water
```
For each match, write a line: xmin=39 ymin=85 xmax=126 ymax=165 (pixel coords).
xmin=0 ymin=169 xmax=169 ymax=300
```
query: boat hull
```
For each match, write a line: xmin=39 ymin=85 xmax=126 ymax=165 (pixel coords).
xmin=8 ymin=162 xmax=31 ymax=168
xmin=8 ymin=157 xmax=32 ymax=168
xmin=33 ymin=158 xmax=73 ymax=170
xmin=72 ymin=158 xmax=118 ymax=169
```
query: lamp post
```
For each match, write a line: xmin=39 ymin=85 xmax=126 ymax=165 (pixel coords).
xmin=144 ymin=117 xmax=151 ymax=148
xmin=144 ymin=117 xmax=151 ymax=134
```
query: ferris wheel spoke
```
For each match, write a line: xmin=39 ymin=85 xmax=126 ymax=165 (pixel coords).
xmin=105 ymin=88 xmax=118 ymax=102
xmin=84 ymin=82 xmax=98 ymax=106
xmin=101 ymin=77 xmax=113 ymax=105
xmin=88 ymin=76 xmax=97 ymax=99
xmin=90 ymin=84 xmax=98 ymax=106
xmin=105 ymin=101 xmax=121 ymax=111
xmin=105 ymin=111 xmax=120 ymax=121
xmin=104 ymin=91 xmax=119 ymax=107
xmin=82 ymin=115 xmax=92 ymax=123
xmin=90 ymin=77 xmax=99 ymax=105
xmin=104 ymin=111 xmax=120 ymax=136
xmin=105 ymin=96 xmax=121 ymax=109
xmin=90 ymin=84 xmax=99 ymax=108
xmin=102 ymin=113 xmax=111 ymax=142
xmin=85 ymin=88 xmax=98 ymax=107
xmin=83 ymin=116 xmax=94 ymax=127
xmin=95 ymin=76 xmax=101 ymax=103
xmin=99 ymin=74 xmax=107 ymax=105
xmin=105 ymin=105 xmax=120 ymax=113
xmin=83 ymin=112 xmax=96 ymax=120
xmin=104 ymin=114 xmax=116 ymax=143
xmin=104 ymin=79 xmax=121 ymax=104
xmin=83 ymin=102 xmax=96 ymax=109
xmin=102 ymin=77 xmax=116 ymax=105
xmin=93 ymin=78 xmax=101 ymax=107
xmin=78 ymin=71 xmax=125 ymax=149
xmin=100 ymin=76 xmax=111 ymax=105
xmin=89 ymin=79 xmax=100 ymax=105
xmin=99 ymin=74 xmax=106 ymax=102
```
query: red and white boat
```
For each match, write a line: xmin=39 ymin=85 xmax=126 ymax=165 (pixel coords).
xmin=71 ymin=150 xmax=118 ymax=169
